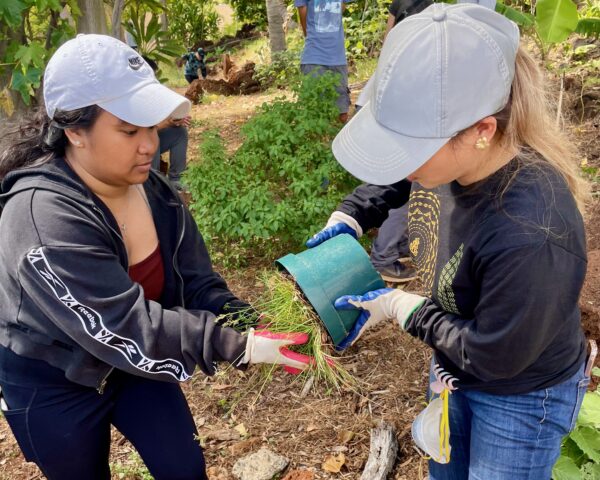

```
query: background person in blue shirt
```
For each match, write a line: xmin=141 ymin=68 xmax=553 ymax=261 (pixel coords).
xmin=296 ymin=0 xmax=353 ymax=122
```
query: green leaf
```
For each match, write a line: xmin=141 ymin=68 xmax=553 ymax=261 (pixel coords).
xmin=579 ymin=392 xmax=600 ymax=428
xmin=576 ymin=18 xmax=600 ymax=38
xmin=10 ymin=67 xmax=42 ymax=105
xmin=496 ymin=2 xmax=535 ymax=27
xmin=552 ymin=456 xmax=582 ymax=480
xmin=570 ymin=426 xmax=600 ymax=463
xmin=582 ymin=462 xmax=600 ymax=480
xmin=561 ymin=437 xmax=587 ymax=467
xmin=536 ymin=0 xmax=579 ymax=44
xmin=14 ymin=42 xmax=47 ymax=70
xmin=0 ymin=0 xmax=27 ymax=26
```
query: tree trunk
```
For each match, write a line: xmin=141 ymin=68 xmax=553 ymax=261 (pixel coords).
xmin=77 ymin=0 xmax=108 ymax=34
xmin=111 ymin=0 xmax=125 ymax=39
xmin=266 ymin=0 xmax=286 ymax=53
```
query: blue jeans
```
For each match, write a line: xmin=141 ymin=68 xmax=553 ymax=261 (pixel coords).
xmin=370 ymin=204 xmax=410 ymax=269
xmin=152 ymin=126 xmax=189 ymax=182
xmin=428 ymin=361 xmax=589 ymax=480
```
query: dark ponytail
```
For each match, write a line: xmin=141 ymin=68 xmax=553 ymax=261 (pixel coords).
xmin=0 ymin=105 xmax=101 ymax=181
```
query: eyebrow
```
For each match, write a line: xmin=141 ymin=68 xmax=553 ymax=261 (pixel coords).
xmin=116 ymin=119 xmax=135 ymax=127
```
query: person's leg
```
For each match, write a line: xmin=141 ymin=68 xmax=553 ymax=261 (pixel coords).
xmin=331 ymin=65 xmax=350 ymax=122
xmin=163 ymin=127 xmax=188 ymax=183
xmin=185 ymin=74 xmax=198 ymax=84
xmin=371 ymin=205 xmax=410 ymax=266
xmin=0 ymin=350 xmax=113 ymax=480
xmin=111 ymin=372 xmax=207 ymax=480
xmin=370 ymin=205 xmax=416 ymax=282
xmin=465 ymin=362 xmax=588 ymax=480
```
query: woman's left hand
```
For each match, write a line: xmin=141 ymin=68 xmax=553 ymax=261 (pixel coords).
xmin=334 ymin=288 xmax=426 ymax=350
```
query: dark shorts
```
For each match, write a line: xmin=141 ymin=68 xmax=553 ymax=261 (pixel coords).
xmin=300 ymin=64 xmax=350 ymax=114
xmin=185 ymin=74 xmax=199 ymax=84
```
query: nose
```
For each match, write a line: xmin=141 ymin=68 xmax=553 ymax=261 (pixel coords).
xmin=139 ymin=127 xmax=159 ymax=156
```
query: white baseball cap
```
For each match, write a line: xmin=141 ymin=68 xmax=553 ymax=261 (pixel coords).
xmin=332 ymin=3 xmax=519 ymax=185
xmin=44 ymin=34 xmax=190 ymax=127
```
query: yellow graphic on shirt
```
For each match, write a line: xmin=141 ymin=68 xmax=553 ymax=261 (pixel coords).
xmin=408 ymin=190 xmax=440 ymax=294
xmin=437 ymin=243 xmax=464 ymax=314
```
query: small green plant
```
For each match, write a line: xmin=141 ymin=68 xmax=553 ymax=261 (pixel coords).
xmin=185 ymin=72 xmax=359 ymax=264
xmin=110 ymin=452 xmax=153 ymax=480
xmin=220 ymin=271 xmax=355 ymax=389
xmin=552 ymin=367 xmax=600 ymax=479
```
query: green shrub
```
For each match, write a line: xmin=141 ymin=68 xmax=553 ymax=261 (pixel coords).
xmin=185 ymin=72 xmax=359 ymax=265
xmin=552 ymin=368 xmax=600 ymax=479
xmin=254 ymin=48 xmax=303 ymax=89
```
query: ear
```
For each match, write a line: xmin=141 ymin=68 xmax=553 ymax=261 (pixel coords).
xmin=63 ymin=128 xmax=86 ymax=148
xmin=473 ymin=116 xmax=498 ymax=143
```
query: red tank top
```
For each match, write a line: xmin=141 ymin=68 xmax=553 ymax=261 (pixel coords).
xmin=128 ymin=244 xmax=164 ymax=302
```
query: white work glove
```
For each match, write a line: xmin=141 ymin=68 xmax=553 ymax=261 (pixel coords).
xmin=334 ymin=288 xmax=426 ymax=349
xmin=306 ymin=211 xmax=363 ymax=248
xmin=239 ymin=328 xmax=314 ymax=374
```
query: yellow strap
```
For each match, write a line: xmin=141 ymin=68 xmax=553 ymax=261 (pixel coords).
xmin=438 ymin=389 xmax=451 ymax=463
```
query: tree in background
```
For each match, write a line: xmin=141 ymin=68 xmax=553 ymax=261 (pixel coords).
xmin=167 ymin=0 xmax=220 ymax=47
xmin=266 ymin=0 xmax=286 ymax=53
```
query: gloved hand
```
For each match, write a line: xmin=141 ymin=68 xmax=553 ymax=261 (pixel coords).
xmin=334 ymin=288 xmax=426 ymax=350
xmin=240 ymin=328 xmax=314 ymax=374
xmin=306 ymin=211 xmax=363 ymax=248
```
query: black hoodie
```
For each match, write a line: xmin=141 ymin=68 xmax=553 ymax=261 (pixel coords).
xmin=0 ymin=158 xmax=247 ymax=391
xmin=337 ymin=159 xmax=587 ymax=394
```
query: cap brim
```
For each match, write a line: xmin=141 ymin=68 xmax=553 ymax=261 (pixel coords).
xmin=98 ymin=82 xmax=191 ymax=127
xmin=332 ymin=101 xmax=451 ymax=185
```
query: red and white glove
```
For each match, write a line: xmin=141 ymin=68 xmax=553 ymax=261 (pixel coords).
xmin=239 ymin=328 xmax=314 ymax=374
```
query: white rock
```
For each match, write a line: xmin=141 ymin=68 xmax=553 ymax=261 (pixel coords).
xmin=232 ymin=448 xmax=289 ymax=480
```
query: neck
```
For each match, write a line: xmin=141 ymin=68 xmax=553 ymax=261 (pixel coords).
xmin=457 ymin=144 xmax=518 ymax=186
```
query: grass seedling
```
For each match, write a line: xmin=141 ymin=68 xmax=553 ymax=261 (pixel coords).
xmin=220 ymin=271 xmax=355 ymax=390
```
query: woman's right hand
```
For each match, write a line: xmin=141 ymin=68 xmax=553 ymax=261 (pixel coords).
xmin=240 ymin=328 xmax=314 ymax=374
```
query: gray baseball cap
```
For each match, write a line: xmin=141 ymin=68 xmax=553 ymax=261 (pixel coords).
xmin=332 ymin=3 xmax=519 ymax=185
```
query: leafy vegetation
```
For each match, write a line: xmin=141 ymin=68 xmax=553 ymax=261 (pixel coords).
xmin=343 ymin=0 xmax=389 ymax=61
xmin=185 ymin=72 xmax=359 ymax=265
xmin=167 ymin=0 xmax=220 ymax=46
xmin=0 ymin=0 xmax=79 ymax=109
xmin=125 ymin=6 xmax=184 ymax=82
xmin=254 ymin=47 xmax=303 ymax=89
xmin=553 ymin=368 xmax=600 ymax=480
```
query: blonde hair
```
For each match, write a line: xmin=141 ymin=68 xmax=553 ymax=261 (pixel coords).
xmin=491 ymin=45 xmax=590 ymax=215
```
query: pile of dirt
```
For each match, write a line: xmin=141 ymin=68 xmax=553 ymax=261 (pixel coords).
xmin=185 ymin=59 xmax=261 ymax=104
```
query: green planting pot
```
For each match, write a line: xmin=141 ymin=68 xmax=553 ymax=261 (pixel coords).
xmin=276 ymin=234 xmax=385 ymax=347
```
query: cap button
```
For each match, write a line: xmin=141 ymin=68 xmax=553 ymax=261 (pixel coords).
xmin=432 ymin=10 xmax=447 ymax=21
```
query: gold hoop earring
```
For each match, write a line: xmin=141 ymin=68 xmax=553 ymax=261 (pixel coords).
xmin=475 ymin=137 xmax=489 ymax=150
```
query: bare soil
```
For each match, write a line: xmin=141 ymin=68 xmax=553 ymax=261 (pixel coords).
xmin=1 ymin=65 xmax=599 ymax=480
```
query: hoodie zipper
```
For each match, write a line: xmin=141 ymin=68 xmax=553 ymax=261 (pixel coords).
xmin=91 ymin=206 xmax=123 ymax=394
xmin=91 ymin=186 xmax=185 ymax=392
xmin=173 ymin=203 xmax=186 ymax=308
xmin=97 ymin=367 xmax=113 ymax=394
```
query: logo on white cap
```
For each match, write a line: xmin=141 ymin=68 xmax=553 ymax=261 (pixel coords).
xmin=128 ymin=56 xmax=144 ymax=71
